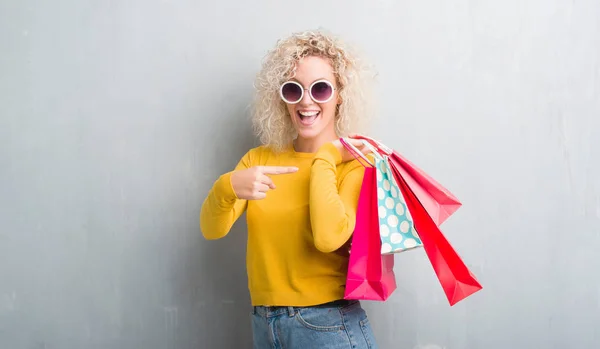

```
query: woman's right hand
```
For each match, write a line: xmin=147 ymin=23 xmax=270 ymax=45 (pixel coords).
xmin=230 ymin=166 xmax=298 ymax=200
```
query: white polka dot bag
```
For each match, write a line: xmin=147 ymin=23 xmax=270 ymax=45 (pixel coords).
xmin=342 ymin=138 xmax=423 ymax=255
xmin=374 ymin=155 xmax=423 ymax=254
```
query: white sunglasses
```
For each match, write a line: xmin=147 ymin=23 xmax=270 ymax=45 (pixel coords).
xmin=279 ymin=79 xmax=336 ymax=104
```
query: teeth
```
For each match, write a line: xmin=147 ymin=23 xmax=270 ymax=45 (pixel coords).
xmin=299 ymin=111 xmax=319 ymax=117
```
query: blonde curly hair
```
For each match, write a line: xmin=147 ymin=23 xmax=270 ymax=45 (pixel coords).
xmin=251 ymin=29 xmax=376 ymax=152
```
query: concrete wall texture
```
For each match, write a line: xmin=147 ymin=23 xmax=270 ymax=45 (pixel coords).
xmin=1 ymin=0 xmax=599 ymax=348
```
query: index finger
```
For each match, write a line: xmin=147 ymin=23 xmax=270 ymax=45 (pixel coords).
xmin=259 ymin=166 xmax=299 ymax=175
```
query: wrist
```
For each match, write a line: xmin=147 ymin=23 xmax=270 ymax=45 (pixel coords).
xmin=216 ymin=171 xmax=239 ymax=201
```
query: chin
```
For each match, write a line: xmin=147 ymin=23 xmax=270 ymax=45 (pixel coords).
xmin=296 ymin=129 xmax=322 ymax=140
xmin=292 ymin=111 xmax=318 ymax=135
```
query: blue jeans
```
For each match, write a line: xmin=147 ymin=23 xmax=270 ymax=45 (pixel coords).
xmin=251 ymin=299 xmax=378 ymax=348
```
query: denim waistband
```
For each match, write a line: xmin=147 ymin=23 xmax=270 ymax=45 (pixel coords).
xmin=252 ymin=299 xmax=357 ymax=317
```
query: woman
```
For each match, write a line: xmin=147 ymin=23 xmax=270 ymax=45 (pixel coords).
xmin=200 ymin=29 xmax=378 ymax=348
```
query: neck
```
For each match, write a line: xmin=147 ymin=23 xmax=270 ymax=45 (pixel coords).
xmin=294 ymin=131 xmax=338 ymax=153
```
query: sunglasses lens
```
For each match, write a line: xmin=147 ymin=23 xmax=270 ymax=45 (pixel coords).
xmin=281 ymin=82 xmax=302 ymax=103
xmin=311 ymin=81 xmax=333 ymax=102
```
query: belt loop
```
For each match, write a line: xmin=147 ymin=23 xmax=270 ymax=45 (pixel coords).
xmin=287 ymin=306 xmax=295 ymax=317
xmin=251 ymin=306 xmax=257 ymax=315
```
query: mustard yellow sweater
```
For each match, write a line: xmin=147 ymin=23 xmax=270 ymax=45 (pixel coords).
xmin=199 ymin=142 xmax=365 ymax=306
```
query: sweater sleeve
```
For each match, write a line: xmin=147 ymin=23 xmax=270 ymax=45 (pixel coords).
xmin=309 ymin=142 xmax=366 ymax=252
xmin=199 ymin=151 xmax=251 ymax=240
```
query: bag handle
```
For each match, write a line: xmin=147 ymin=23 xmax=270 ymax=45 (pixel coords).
xmin=358 ymin=139 xmax=385 ymax=161
xmin=339 ymin=138 xmax=373 ymax=167
xmin=352 ymin=134 xmax=393 ymax=156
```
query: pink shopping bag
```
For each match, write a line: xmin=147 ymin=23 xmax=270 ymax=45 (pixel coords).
xmin=354 ymin=135 xmax=462 ymax=225
xmin=341 ymin=138 xmax=397 ymax=301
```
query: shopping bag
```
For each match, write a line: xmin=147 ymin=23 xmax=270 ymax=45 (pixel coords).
xmin=373 ymin=154 xmax=423 ymax=254
xmin=389 ymin=157 xmax=482 ymax=306
xmin=341 ymin=138 xmax=397 ymax=301
xmin=353 ymin=135 xmax=462 ymax=225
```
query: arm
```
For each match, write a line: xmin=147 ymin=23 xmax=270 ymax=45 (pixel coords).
xmin=199 ymin=153 xmax=250 ymax=240
xmin=309 ymin=142 xmax=366 ymax=252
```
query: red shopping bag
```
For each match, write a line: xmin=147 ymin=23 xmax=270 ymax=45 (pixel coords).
xmin=342 ymin=139 xmax=397 ymax=301
xmin=390 ymin=162 xmax=482 ymax=306
xmin=354 ymin=135 xmax=462 ymax=225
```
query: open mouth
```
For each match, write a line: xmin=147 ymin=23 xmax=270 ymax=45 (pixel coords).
xmin=297 ymin=110 xmax=320 ymax=126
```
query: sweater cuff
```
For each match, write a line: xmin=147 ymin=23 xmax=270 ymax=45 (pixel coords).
xmin=215 ymin=171 xmax=239 ymax=201
xmin=314 ymin=142 xmax=343 ymax=166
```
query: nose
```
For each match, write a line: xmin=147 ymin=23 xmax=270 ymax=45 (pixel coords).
xmin=298 ymin=88 xmax=313 ymax=105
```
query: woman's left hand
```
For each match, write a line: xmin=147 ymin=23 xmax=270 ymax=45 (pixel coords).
xmin=331 ymin=135 xmax=372 ymax=163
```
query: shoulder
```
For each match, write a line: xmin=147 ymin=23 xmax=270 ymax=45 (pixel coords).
xmin=239 ymin=145 xmax=266 ymax=162
xmin=238 ymin=144 xmax=289 ymax=166
xmin=245 ymin=145 xmax=270 ymax=157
